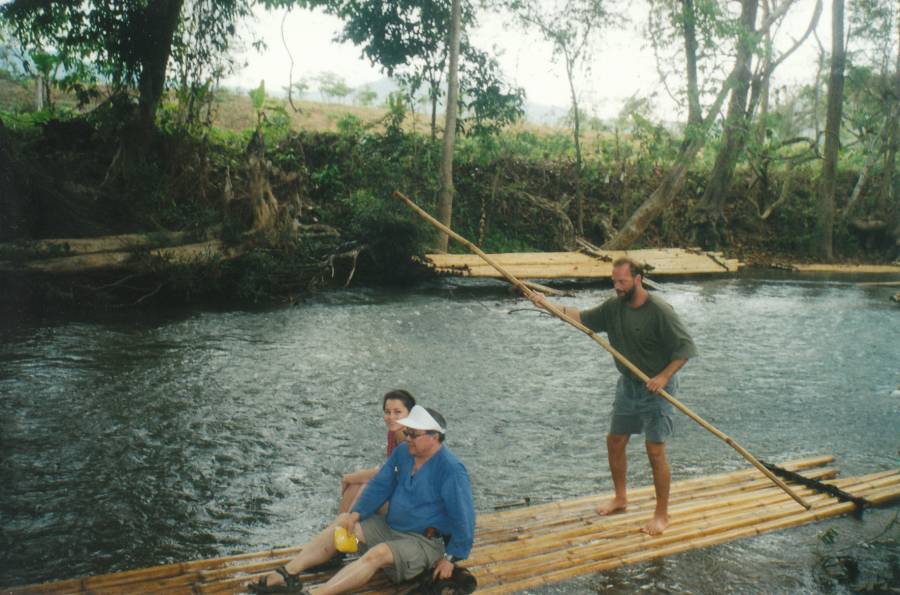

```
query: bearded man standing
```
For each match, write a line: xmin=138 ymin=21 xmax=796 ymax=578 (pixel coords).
xmin=530 ymin=257 xmax=698 ymax=535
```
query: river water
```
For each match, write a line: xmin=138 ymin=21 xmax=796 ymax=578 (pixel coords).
xmin=1 ymin=275 xmax=898 ymax=593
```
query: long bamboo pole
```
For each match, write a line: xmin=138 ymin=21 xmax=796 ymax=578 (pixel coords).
xmin=393 ymin=190 xmax=811 ymax=510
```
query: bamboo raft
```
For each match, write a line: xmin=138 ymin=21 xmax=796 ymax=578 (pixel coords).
xmin=7 ymin=456 xmax=899 ymax=595
xmin=790 ymin=263 xmax=900 ymax=274
xmin=422 ymin=249 xmax=741 ymax=279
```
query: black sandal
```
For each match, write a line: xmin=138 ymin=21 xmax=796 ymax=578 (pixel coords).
xmin=305 ymin=551 xmax=348 ymax=574
xmin=248 ymin=565 xmax=306 ymax=594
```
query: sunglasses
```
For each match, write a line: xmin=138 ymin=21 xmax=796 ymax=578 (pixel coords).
xmin=403 ymin=429 xmax=430 ymax=439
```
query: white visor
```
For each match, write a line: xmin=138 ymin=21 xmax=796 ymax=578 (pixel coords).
xmin=397 ymin=405 xmax=445 ymax=434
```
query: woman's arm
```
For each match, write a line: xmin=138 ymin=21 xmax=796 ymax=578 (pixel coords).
xmin=341 ymin=467 xmax=379 ymax=491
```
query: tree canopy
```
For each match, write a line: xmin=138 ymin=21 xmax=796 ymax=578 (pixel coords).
xmin=1 ymin=0 xmax=254 ymax=131
xmin=275 ymin=0 xmax=525 ymax=137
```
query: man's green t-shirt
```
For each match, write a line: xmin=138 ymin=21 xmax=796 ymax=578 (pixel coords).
xmin=580 ymin=292 xmax=698 ymax=379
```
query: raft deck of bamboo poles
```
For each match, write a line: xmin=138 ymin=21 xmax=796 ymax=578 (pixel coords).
xmin=421 ymin=248 xmax=741 ymax=279
xmin=6 ymin=456 xmax=899 ymax=595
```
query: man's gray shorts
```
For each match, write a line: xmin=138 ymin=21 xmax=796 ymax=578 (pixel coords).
xmin=608 ymin=374 xmax=677 ymax=443
xmin=359 ymin=515 xmax=445 ymax=582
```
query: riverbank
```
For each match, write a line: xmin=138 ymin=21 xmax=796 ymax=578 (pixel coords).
xmin=3 ymin=92 xmax=898 ymax=311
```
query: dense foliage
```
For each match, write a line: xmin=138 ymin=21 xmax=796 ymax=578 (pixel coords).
xmin=0 ymin=0 xmax=897 ymax=309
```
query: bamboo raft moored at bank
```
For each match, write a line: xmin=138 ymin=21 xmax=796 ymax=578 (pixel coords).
xmin=421 ymin=248 xmax=742 ymax=279
xmin=420 ymin=251 xmax=900 ymax=280
xmin=6 ymin=456 xmax=900 ymax=595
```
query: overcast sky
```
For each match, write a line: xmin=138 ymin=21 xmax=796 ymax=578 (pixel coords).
xmin=224 ymin=1 xmax=828 ymax=121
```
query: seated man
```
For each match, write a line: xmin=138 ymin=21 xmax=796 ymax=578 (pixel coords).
xmin=249 ymin=406 xmax=475 ymax=594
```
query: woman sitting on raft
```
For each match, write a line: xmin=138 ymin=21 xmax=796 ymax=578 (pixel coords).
xmin=338 ymin=389 xmax=416 ymax=513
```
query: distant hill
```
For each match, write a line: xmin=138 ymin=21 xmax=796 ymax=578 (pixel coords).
xmin=244 ymin=75 xmax=571 ymax=127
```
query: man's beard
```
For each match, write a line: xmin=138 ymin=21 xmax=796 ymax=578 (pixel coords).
xmin=617 ymin=285 xmax=636 ymax=302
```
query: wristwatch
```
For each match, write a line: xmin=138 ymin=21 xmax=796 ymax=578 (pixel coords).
xmin=443 ymin=553 xmax=458 ymax=564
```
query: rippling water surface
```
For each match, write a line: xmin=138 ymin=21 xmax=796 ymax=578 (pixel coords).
xmin=1 ymin=276 xmax=898 ymax=592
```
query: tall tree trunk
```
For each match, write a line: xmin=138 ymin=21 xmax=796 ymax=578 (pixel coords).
xmin=435 ymin=0 xmax=461 ymax=252
xmin=881 ymin=20 xmax=900 ymax=258
xmin=136 ymin=0 xmax=185 ymax=135
xmin=103 ymin=0 xmax=183 ymax=187
xmin=750 ymin=14 xmax=773 ymax=219
xmin=431 ymin=91 xmax=439 ymax=143
xmin=34 ymin=77 xmax=44 ymax=111
xmin=878 ymin=19 xmax=899 ymax=215
xmin=753 ymin=2 xmax=772 ymax=147
xmin=689 ymin=0 xmax=758 ymax=249
xmin=817 ymin=0 xmax=846 ymax=260
xmin=565 ymin=51 xmax=584 ymax=236
xmin=682 ymin=0 xmax=702 ymax=128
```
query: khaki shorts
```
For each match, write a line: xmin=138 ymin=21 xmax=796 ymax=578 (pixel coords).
xmin=609 ymin=374 xmax=676 ymax=443
xmin=359 ymin=515 xmax=445 ymax=582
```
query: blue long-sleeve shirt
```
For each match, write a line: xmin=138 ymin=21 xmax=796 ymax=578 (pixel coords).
xmin=352 ymin=443 xmax=476 ymax=561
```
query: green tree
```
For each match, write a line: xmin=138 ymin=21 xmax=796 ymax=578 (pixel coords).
xmin=457 ymin=47 xmax=525 ymax=138
xmin=286 ymin=0 xmax=524 ymax=141
xmin=690 ymin=0 xmax=822 ymax=249
xmin=436 ymin=0 xmax=462 ymax=252
xmin=1 ymin=0 xmax=255 ymax=134
xmin=355 ymin=85 xmax=377 ymax=106
xmin=817 ymin=0 xmax=846 ymax=259
xmin=841 ymin=0 xmax=899 ymax=247
xmin=316 ymin=70 xmax=353 ymax=103
xmin=276 ymin=0 xmax=524 ymax=252
xmin=2 ymin=0 xmax=183 ymax=133
xmin=169 ymin=0 xmax=253 ymax=130
xmin=604 ymin=0 xmax=816 ymax=249
xmin=508 ymin=0 xmax=614 ymax=236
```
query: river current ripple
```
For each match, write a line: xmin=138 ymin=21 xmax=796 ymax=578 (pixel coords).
xmin=1 ymin=276 xmax=898 ymax=592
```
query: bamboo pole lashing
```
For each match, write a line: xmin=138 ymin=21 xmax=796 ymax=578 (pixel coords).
xmin=393 ymin=190 xmax=811 ymax=510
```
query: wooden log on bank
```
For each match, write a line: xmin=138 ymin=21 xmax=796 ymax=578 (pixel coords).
xmin=0 ymin=240 xmax=239 ymax=274
xmin=0 ymin=224 xmax=343 ymax=276
xmin=6 ymin=457 xmax=899 ymax=595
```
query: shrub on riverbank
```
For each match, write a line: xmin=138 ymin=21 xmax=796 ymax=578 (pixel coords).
xmin=1 ymin=90 xmax=895 ymax=308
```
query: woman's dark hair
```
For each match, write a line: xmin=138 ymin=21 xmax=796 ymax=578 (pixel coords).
xmin=383 ymin=389 xmax=416 ymax=413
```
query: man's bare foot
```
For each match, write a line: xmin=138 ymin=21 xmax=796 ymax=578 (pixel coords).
xmin=595 ymin=497 xmax=627 ymax=515
xmin=640 ymin=513 xmax=669 ymax=535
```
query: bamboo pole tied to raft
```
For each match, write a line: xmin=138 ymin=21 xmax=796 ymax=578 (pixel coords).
xmin=392 ymin=190 xmax=811 ymax=511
